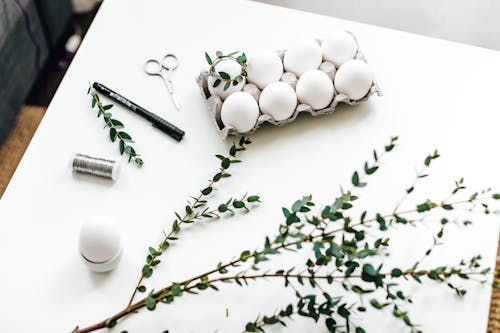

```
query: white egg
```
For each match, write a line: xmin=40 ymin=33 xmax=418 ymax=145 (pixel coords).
xmin=259 ymin=82 xmax=297 ymax=121
xmin=243 ymin=83 xmax=261 ymax=102
xmin=280 ymin=72 xmax=298 ymax=89
xmin=221 ymin=92 xmax=260 ymax=133
xmin=283 ymin=39 xmax=322 ymax=77
xmin=208 ymin=59 xmax=246 ymax=100
xmin=319 ymin=61 xmax=336 ymax=80
xmin=334 ymin=59 xmax=373 ymax=100
xmin=296 ymin=70 xmax=335 ymax=110
xmin=79 ymin=216 xmax=121 ymax=264
xmin=247 ymin=50 xmax=284 ymax=89
xmin=321 ymin=31 xmax=358 ymax=67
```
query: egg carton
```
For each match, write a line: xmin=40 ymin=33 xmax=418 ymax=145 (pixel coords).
xmin=196 ymin=32 xmax=381 ymax=140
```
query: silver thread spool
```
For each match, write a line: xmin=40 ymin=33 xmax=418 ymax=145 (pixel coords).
xmin=71 ymin=154 xmax=121 ymax=181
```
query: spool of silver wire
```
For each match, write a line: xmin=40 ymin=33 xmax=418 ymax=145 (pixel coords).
xmin=71 ymin=154 xmax=121 ymax=181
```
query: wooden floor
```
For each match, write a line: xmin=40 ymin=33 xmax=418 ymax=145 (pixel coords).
xmin=0 ymin=106 xmax=45 ymax=197
xmin=490 ymin=245 xmax=500 ymax=333
xmin=0 ymin=105 xmax=498 ymax=331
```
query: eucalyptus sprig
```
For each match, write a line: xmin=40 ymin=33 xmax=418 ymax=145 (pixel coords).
xmin=125 ymin=137 xmax=255 ymax=308
xmin=87 ymin=84 xmax=143 ymax=167
xmin=205 ymin=50 xmax=247 ymax=91
xmin=72 ymin=137 xmax=499 ymax=333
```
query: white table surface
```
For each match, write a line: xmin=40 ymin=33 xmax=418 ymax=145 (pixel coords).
xmin=1 ymin=0 xmax=500 ymax=332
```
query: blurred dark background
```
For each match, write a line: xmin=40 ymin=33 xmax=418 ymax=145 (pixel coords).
xmin=0 ymin=0 xmax=99 ymax=196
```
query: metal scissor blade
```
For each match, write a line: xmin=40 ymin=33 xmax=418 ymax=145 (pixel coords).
xmin=170 ymin=93 xmax=180 ymax=110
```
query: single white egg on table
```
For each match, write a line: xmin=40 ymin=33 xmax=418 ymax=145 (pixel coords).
xmin=283 ymin=38 xmax=323 ymax=77
xmin=247 ymin=50 xmax=284 ymax=89
xmin=79 ymin=215 xmax=122 ymax=273
xmin=208 ymin=59 xmax=246 ymax=100
xmin=334 ymin=59 xmax=373 ymax=100
xmin=321 ymin=30 xmax=358 ymax=67
xmin=221 ymin=92 xmax=260 ymax=133
xmin=296 ymin=69 xmax=335 ymax=110
xmin=259 ymin=82 xmax=297 ymax=121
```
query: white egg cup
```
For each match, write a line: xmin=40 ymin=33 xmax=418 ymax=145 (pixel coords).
xmin=80 ymin=246 xmax=123 ymax=273
xmin=197 ymin=31 xmax=381 ymax=140
xmin=79 ymin=215 xmax=123 ymax=273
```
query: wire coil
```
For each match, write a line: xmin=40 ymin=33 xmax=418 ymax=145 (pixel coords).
xmin=71 ymin=154 xmax=120 ymax=180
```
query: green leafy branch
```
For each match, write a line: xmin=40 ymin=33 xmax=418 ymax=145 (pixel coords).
xmin=244 ymin=304 xmax=294 ymax=332
xmin=87 ymin=84 xmax=143 ymax=167
xmin=242 ymin=257 xmax=489 ymax=333
xmin=90 ymin=247 xmax=490 ymax=333
xmin=72 ymin=137 xmax=500 ymax=333
xmin=143 ymin=192 xmax=493 ymax=304
xmin=205 ymin=50 xmax=247 ymax=91
xmin=125 ymin=137 xmax=255 ymax=308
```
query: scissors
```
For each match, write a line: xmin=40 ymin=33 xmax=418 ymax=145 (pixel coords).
xmin=144 ymin=53 xmax=180 ymax=110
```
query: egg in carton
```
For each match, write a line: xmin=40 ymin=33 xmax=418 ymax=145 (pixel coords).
xmin=196 ymin=31 xmax=382 ymax=140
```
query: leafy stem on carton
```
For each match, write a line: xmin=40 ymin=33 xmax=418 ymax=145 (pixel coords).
xmin=87 ymin=84 xmax=144 ymax=167
xmin=72 ymin=136 xmax=500 ymax=333
xmin=205 ymin=50 xmax=247 ymax=91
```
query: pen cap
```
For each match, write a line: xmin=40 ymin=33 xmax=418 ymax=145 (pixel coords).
xmin=149 ymin=113 xmax=185 ymax=141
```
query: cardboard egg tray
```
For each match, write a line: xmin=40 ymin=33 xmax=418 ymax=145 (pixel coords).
xmin=196 ymin=32 xmax=381 ymax=140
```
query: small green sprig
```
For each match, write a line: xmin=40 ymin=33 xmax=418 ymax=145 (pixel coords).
xmin=205 ymin=51 xmax=247 ymax=91
xmin=124 ymin=137 xmax=256 ymax=308
xmin=87 ymin=84 xmax=143 ymax=167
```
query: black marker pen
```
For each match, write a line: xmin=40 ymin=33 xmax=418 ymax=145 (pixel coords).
xmin=93 ymin=82 xmax=185 ymax=142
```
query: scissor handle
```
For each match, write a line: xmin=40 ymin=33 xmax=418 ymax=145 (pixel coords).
xmin=144 ymin=59 xmax=163 ymax=75
xmin=162 ymin=54 xmax=178 ymax=71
